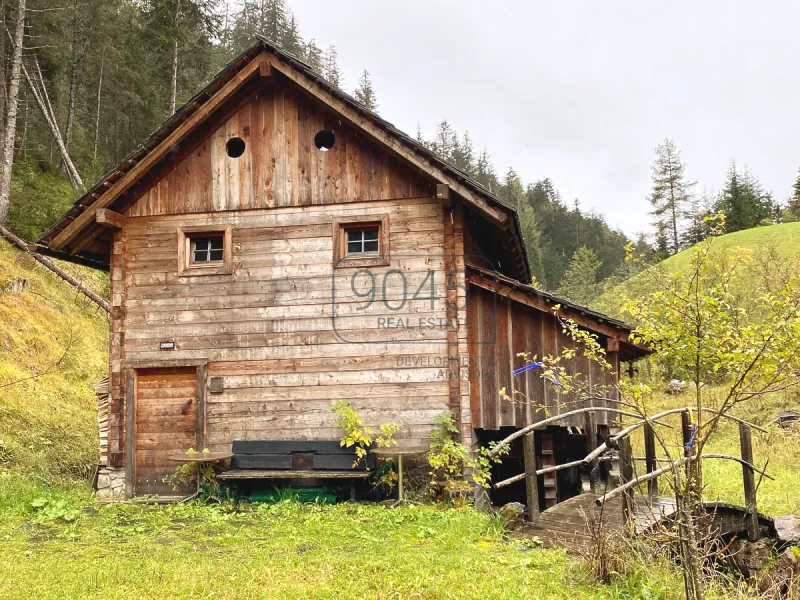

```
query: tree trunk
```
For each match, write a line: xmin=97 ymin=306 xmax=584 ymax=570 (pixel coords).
xmin=64 ymin=11 xmax=80 ymax=155
xmin=0 ymin=225 xmax=110 ymax=313
xmin=167 ymin=0 xmax=179 ymax=115
xmin=0 ymin=0 xmax=7 ymax=148
xmin=0 ymin=0 xmax=26 ymax=226
xmin=93 ymin=56 xmax=103 ymax=161
xmin=20 ymin=55 xmax=83 ymax=191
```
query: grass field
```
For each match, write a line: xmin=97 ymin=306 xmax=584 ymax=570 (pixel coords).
xmin=0 ymin=498 xmax=691 ymax=600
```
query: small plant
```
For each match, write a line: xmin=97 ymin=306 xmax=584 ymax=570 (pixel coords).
xmin=166 ymin=448 xmax=224 ymax=502
xmin=427 ymin=411 xmax=468 ymax=486
xmin=30 ymin=496 xmax=80 ymax=523
xmin=330 ymin=400 xmax=400 ymax=467
xmin=427 ymin=411 xmax=508 ymax=493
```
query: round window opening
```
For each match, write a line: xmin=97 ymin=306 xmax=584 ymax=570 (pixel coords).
xmin=226 ymin=137 xmax=246 ymax=158
xmin=314 ymin=130 xmax=336 ymax=151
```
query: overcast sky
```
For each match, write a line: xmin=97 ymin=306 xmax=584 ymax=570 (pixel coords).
xmin=287 ymin=0 xmax=800 ymax=236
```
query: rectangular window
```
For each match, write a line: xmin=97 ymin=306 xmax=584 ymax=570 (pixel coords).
xmin=178 ymin=225 xmax=232 ymax=276
xmin=333 ymin=215 xmax=390 ymax=268
xmin=191 ymin=236 xmax=224 ymax=263
xmin=346 ymin=228 xmax=380 ymax=255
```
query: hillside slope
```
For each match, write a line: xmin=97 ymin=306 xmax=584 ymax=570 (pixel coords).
xmin=595 ymin=222 xmax=800 ymax=318
xmin=0 ymin=239 xmax=108 ymax=489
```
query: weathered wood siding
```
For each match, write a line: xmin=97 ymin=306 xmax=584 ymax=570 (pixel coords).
xmin=126 ymin=84 xmax=430 ymax=217
xmin=467 ymin=286 xmax=619 ymax=429
xmin=118 ymin=198 xmax=452 ymax=455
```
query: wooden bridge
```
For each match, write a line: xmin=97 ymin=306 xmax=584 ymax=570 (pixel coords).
xmin=524 ymin=493 xmax=775 ymax=551
xmin=489 ymin=406 xmax=775 ymax=551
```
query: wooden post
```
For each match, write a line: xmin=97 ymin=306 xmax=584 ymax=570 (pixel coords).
xmin=124 ymin=368 xmax=135 ymax=499
xmin=523 ymin=432 xmax=540 ymax=521
xmin=619 ymin=437 xmax=634 ymax=529
xmin=584 ymin=410 xmax=598 ymax=493
xmin=739 ymin=423 xmax=759 ymax=541
xmin=644 ymin=424 xmax=658 ymax=497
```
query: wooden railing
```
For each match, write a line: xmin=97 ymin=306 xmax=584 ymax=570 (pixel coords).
xmin=491 ymin=407 xmax=769 ymax=539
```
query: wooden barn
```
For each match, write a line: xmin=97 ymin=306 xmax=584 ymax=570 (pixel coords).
xmin=38 ymin=37 xmax=648 ymax=504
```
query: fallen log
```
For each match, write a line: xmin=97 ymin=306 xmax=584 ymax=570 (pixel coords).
xmin=0 ymin=225 xmax=109 ymax=313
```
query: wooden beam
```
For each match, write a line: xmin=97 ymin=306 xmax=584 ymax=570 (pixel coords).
xmin=95 ymin=209 xmax=128 ymax=230
xmin=49 ymin=54 xmax=268 ymax=251
xmin=619 ymin=437 xmax=634 ymax=529
xmin=436 ymin=183 xmax=451 ymax=207
xmin=124 ymin=368 xmax=135 ymax=499
xmin=267 ymin=59 xmax=509 ymax=227
xmin=644 ymin=423 xmax=658 ymax=496
xmin=739 ymin=423 xmax=760 ymax=541
xmin=522 ymin=432 xmax=540 ymax=521
xmin=584 ymin=409 xmax=599 ymax=493
xmin=196 ymin=364 xmax=207 ymax=451
xmin=606 ymin=336 xmax=620 ymax=352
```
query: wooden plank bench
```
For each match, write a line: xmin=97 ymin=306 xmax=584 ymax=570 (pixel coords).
xmin=217 ymin=441 xmax=377 ymax=500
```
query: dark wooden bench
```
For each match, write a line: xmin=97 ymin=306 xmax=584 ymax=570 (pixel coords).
xmin=217 ymin=441 xmax=377 ymax=499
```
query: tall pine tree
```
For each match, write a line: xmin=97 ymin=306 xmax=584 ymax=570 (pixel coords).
xmin=714 ymin=162 xmax=777 ymax=232
xmin=783 ymin=167 xmax=800 ymax=223
xmin=353 ymin=70 xmax=378 ymax=111
xmin=647 ymin=138 xmax=694 ymax=255
xmin=556 ymin=246 xmax=603 ymax=306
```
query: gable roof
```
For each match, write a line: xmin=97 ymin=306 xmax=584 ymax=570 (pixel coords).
xmin=37 ymin=37 xmax=529 ymax=277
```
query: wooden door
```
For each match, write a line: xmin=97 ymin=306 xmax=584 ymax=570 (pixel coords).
xmin=134 ymin=367 xmax=198 ymax=495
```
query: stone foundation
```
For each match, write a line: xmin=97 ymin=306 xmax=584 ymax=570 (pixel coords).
xmin=96 ymin=466 xmax=126 ymax=500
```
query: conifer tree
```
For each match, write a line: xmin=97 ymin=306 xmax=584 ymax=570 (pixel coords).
xmin=450 ymin=132 xmax=475 ymax=175
xmin=714 ymin=162 xmax=777 ymax=232
xmin=474 ymin=150 xmax=498 ymax=192
xmin=783 ymin=167 xmax=800 ymax=223
xmin=501 ymin=168 xmax=544 ymax=281
xmin=281 ymin=14 xmax=303 ymax=56
xmin=431 ymin=119 xmax=456 ymax=162
xmin=303 ymin=39 xmax=324 ymax=73
xmin=682 ymin=189 xmax=715 ymax=247
xmin=647 ymin=138 xmax=694 ymax=255
xmin=556 ymin=246 xmax=602 ymax=306
xmin=353 ymin=70 xmax=378 ymax=111
xmin=323 ymin=46 xmax=344 ymax=89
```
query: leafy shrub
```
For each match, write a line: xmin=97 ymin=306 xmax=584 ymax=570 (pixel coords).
xmin=330 ymin=400 xmax=400 ymax=466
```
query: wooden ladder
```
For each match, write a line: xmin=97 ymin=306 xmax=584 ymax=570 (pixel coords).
xmin=539 ymin=432 xmax=557 ymax=508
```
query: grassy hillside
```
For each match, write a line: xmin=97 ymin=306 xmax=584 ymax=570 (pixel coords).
xmin=0 ymin=238 xmax=108 ymax=503
xmin=595 ymin=222 xmax=800 ymax=320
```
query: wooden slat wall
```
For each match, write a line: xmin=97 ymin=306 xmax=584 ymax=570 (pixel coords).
xmin=467 ymin=286 xmax=617 ymax=430
xmin=120 ymin=197 xmax=451 ymax=451
xmin=126 ymin=85 xmax=429 ymax=217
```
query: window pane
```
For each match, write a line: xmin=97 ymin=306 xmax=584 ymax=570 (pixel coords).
xmin=194 ymin=239 xmax=208 ymax=251
xmin=347 ymin=241 xmax=362 ymax=254
xmin=347 ymin=230 xmax=362 ymax=243
xmin=209 ymin=238 xmax=223 ymax=250
xmin=193 ymin=249 xmax=207 ymax=262
xmin=363 ymin=229 xmax=378 ymax=241
xmin=364 ymin=240 xmax=379 ymax=253
xmin=209 ymin=249 xmax=223 ymax=261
